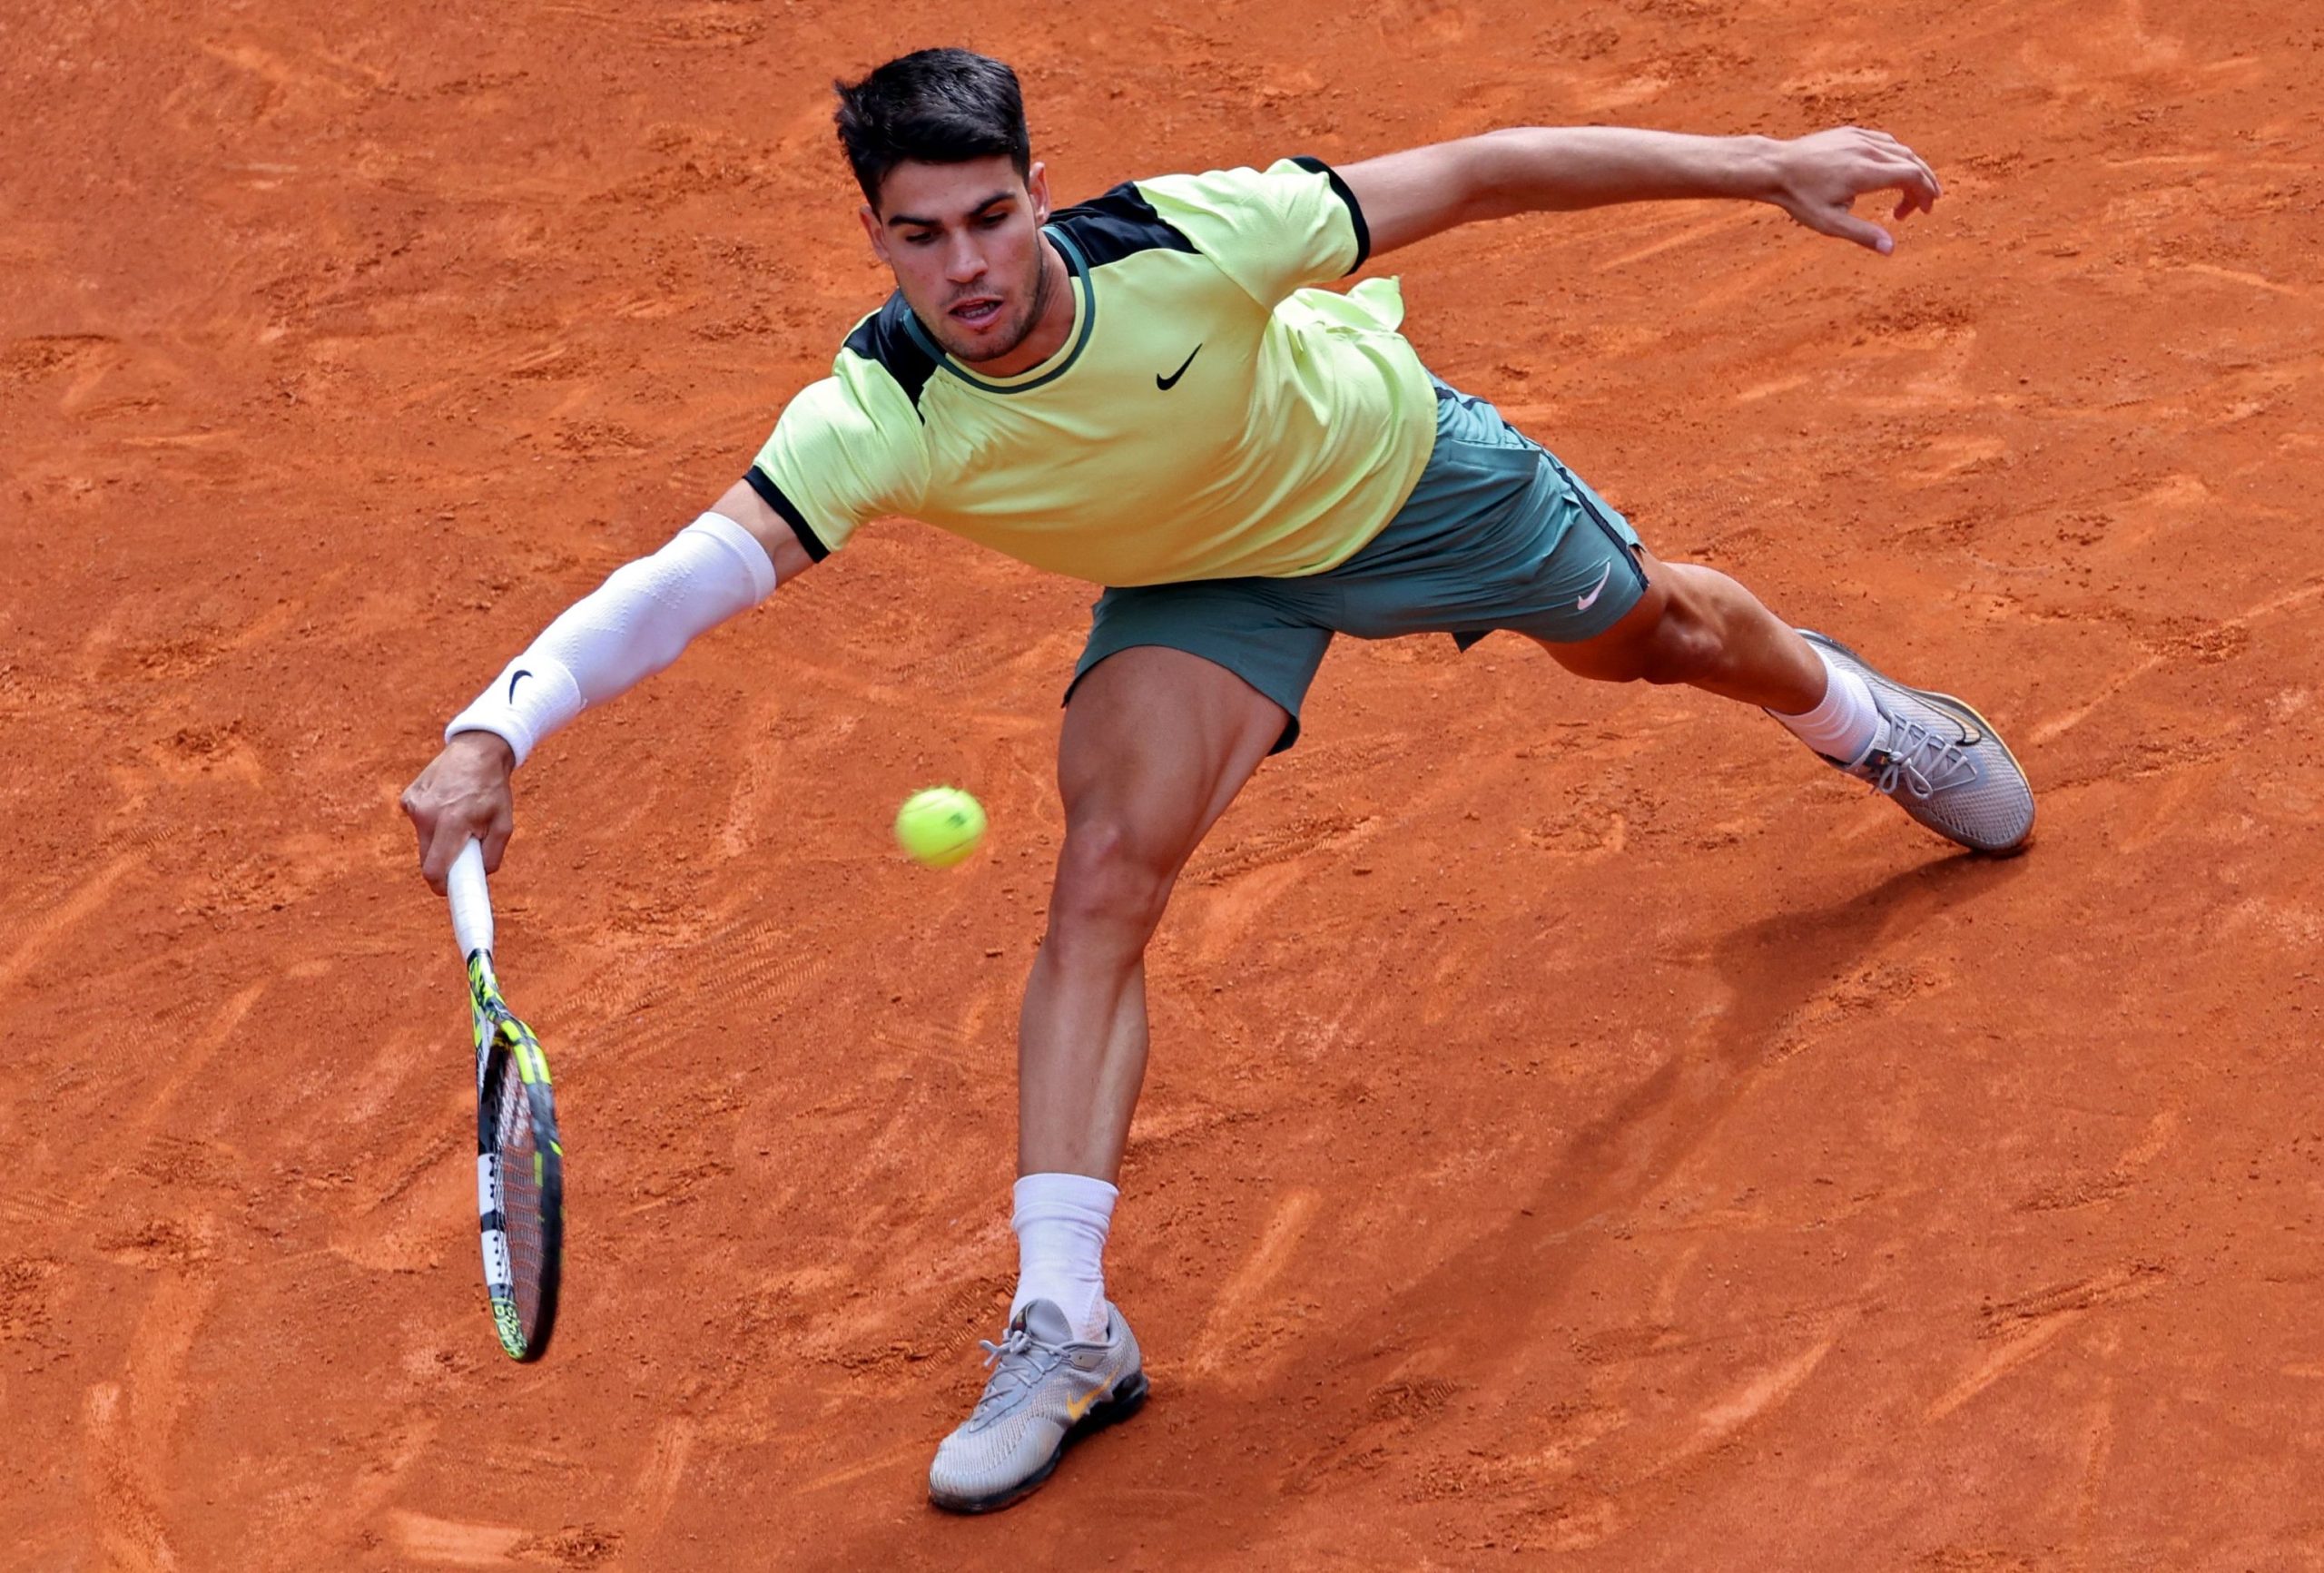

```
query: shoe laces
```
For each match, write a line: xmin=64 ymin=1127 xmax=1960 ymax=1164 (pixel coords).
xmin=971 ymin=1323 xmax=1059 ymax=1421
xmin=1863 ymin=711 xmax=1974 ymax=801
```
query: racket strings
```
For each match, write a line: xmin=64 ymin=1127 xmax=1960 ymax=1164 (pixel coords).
xmin=489 ymin=1021 xmax=550 ymax=1335
xmin=469 ymin=968 xmax=561 ymax=1359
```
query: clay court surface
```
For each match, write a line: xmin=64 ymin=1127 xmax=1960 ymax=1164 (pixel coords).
xmin=5 ymin=0 xmax=2322 ymax=1566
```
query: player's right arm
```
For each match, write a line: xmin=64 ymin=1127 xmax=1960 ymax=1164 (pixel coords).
xmin=399 ymin=485 xmax=818 ymax=894
xmin=402 ymin=351 xmax=926 ymax=893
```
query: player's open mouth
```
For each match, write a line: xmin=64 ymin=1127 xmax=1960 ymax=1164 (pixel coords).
xmin=950 ymin=295 xmax=1005 ymax=329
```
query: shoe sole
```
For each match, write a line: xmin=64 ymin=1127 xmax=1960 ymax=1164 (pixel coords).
xmin=928 ymin=1370 xmax=1150 ymax=1516
xmin=1802 ymin=631 xmax=2035 ymax=857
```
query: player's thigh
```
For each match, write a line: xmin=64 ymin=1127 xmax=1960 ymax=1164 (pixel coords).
xmin=1059 ymin=645 xmax=1286 ymax=868
xmin=1535 ymin=545 xmax=1677 ymax=683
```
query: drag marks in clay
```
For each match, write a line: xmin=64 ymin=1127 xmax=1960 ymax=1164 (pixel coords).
xmin=1926 ymin=1263 xmax=2169 ymax=1421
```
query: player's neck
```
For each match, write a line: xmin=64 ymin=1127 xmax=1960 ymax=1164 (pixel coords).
xmin=962 ymin=238 xmax=1073 ymax=379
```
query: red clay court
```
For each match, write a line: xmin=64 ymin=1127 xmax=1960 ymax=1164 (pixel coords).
xmin=5 ymin=0 xmax=2320 ymax=1567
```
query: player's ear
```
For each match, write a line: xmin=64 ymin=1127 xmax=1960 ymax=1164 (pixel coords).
xmin=858 ymin=202 xmax=891 ymax=265
xmin=1026 ymin=161 xmax=1050 ymax=224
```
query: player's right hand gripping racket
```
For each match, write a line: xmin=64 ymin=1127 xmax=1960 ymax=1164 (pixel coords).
xmin=448 ymin=840 xmax=564 ymax=1361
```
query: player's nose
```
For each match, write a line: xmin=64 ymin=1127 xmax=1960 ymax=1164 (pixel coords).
xmin=942 ymin=236 xmax=986 ymax=284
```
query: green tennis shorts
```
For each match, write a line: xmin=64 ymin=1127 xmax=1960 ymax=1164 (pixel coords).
xmin=1068 ymin=378 xmax=1649 ymax=751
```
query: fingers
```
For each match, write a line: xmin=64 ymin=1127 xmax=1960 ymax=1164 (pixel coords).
xmin=1811 ymin=202 xmax=1895 ymax=255
xmin=421 ymin=819 xmax=464 ymax=897
xmin=1857 ymin=127 xmax=1942 ymax=215
xmin=1837 ymin=214 xmax=1895 ymax=255
xmin=1897 ymin=139 xmax=1942 ymax=204
xmin=418 ymin=808 xmax=510 ymax=893
xmin=408 ymin=793 xmax=491 ymax=896
xmin=1851 ymin=151 xmax=1936 ymax=217
xmin=1892 ymin=152 xmax=1941 ymax=217
xmin=400 ymin=784 xmax=443 ymax=895
xmin=1810 ymin=126 xmax=1942 ymax=215
xmin=481 ymin=808 xmax=514 ymax=875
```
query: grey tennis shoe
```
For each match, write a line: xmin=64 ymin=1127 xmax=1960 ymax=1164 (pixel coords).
xmin=928 ymin=1298 xmax=1147 ymax=1514
xmin=1801 ymin=630 xmax=2036 ymax=855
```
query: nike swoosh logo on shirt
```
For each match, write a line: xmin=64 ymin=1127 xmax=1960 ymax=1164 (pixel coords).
xmin=507 ymin=668 xmax=533 ymax=701
xmin=1157 ymin=344 xmax=1202 ymax=390
xmin=1575 ymin=564 xmax=1614 ymax=612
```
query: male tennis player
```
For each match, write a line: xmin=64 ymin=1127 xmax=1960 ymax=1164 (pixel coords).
xmin=401 ymin=48 xmax=2033 ymax=1513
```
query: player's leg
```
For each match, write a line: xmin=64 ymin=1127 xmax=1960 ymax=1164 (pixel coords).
xmin=1544 ymin=544 xmax=2035 ymax=852
xmin=929 ymin=642 xmax=1293 ymax=1515
xmin=1546 ymin=547 xmax=1824 ymax=710
xmin=1019 ymin=644 xmax=1285 ymax=1185
xmin=1358 ymin=377 xmax=2030 ymax=850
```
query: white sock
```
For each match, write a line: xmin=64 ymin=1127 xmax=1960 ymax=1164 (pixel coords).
xmin=1771 ymin=646 xmax=1884 ymax=766
xmin=1009 ymin=1172 xmax=1117 ymax=1342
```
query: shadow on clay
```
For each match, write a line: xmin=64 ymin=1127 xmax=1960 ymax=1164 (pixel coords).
xmin=1234 ymin=847 xmax=2032 ymax=1498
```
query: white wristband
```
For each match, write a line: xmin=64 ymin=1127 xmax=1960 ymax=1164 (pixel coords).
xmin=445 ymin=512 xmax=776 ymax=767
xmin=445 ymin=656 xmax=584 ymax=768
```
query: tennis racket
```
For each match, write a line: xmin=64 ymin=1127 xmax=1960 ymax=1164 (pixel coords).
xmin=448 ymin=839 xmax=564 ymax=1361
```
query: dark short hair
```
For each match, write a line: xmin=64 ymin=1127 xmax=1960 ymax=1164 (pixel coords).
xmin=832 ymin=48 xmax=1031 ymax=209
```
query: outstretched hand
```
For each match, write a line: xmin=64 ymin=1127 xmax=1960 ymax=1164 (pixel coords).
xmin=1768 ymin=127 xmax=1941 ymax=255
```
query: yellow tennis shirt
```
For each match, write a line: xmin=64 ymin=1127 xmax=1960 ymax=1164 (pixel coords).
xmin=746 ymin=158 xmax=1437 ymax=586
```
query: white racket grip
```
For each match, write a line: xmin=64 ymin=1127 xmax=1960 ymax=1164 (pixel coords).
xmin=448 ymin=839 xmax=495 ymax=959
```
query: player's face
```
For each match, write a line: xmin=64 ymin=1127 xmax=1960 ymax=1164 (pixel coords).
xmin=862 ymin=156 xmax=1054 ymax=364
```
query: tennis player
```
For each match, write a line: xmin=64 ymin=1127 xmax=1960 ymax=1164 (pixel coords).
xmin=400 ymin=47 xmax=2034 ymax=1513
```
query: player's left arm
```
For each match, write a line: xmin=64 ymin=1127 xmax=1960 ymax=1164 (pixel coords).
xmin=1338 ymin=125 xmax=1941 ymax=259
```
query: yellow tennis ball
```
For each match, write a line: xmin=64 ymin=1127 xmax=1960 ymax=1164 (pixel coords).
xmin=895 ymin=786 xmax=987 ymax=868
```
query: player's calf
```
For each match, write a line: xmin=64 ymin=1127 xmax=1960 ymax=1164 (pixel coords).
xmin=1545 ymin=556 xmax=1827 ymax=712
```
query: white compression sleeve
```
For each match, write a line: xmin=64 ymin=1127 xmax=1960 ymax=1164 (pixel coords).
xmin=444 ymin=512 xmax=776 ymax=766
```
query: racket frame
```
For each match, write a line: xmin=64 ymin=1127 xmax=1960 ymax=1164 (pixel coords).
xmin=450 ymin=841 xmax=565 ymax=1361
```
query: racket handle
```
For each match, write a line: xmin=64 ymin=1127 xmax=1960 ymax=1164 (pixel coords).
xmin=448 ymin=839 xmax=495 ymax=959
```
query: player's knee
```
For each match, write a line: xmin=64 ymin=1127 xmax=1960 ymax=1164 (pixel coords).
xmin=1049 ymin=816 xmax=1177 ymax=944
xmin=1631 ymin=585 xmax=1724 ymax=686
